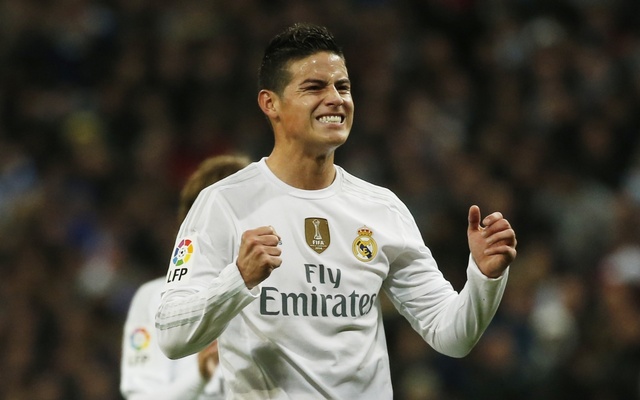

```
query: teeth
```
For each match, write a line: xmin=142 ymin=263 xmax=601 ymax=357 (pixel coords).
xmin=318 ymin=115 xmax=342 ymax=124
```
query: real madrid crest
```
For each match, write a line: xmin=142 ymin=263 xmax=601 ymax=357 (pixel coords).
xmin=305 ymin=217 xmax=330 ymax=254
xmin=352 ymin=226 xmax=378 ymax=262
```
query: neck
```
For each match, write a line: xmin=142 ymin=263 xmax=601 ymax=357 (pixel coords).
xmin=266 ymin=151 xmax=336 ymax=190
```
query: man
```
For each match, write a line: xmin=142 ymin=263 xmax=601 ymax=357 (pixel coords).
xmin=121 ymin=154 xmax=250 ymax=399
xmin=156 ymin=23 xmax=517 ymax=399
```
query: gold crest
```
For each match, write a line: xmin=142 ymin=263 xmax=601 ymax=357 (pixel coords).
xmin=305 ymin=218 xmax=330 ymax=254
xmin=352 ymin=226 xmax=378 ymax=262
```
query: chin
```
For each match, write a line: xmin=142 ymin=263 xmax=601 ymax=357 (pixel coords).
xmin=328 ymin=133 xmax=349 ymax=148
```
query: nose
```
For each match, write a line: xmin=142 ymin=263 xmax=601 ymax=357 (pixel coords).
xmin=325 ymin=86 xmax=345 ymax=106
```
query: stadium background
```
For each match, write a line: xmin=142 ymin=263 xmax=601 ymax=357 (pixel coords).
xmin=1 ymin=0 xmax=640 ymax=399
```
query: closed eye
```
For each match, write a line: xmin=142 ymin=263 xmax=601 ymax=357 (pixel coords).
xmin=300 ymin=78 xmax=351 ymax=94
xmin=300 ymin=79 xmax=327 ymax=92
xmin=337 ymin=84 xmax=351 ymax=94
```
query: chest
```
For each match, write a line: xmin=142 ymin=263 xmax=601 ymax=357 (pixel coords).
xmin=235 ymin=196 xmax=396 ymax=294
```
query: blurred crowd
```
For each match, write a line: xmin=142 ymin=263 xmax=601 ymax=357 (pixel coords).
xmin=1 ymin=0 xmax=640 ymax=399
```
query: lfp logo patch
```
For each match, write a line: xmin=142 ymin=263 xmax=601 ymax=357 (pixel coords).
xmin=127 ymin=327 xmax=151 ymax=366
xmin=172 ymin=239 xmax=194 ymax=266
xmin=130 ymin=327 xmax=151 ymax=351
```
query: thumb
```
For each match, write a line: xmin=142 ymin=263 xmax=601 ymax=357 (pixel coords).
xmin=468 ymin=205 xmax=481 ymax=232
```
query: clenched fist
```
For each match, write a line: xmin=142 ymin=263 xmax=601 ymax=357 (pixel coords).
xmin=236 ymin=226 xmax=282 ymax=289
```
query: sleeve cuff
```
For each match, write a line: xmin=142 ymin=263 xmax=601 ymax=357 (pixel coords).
xmin=467 ymin=254 xmax=509 ymax=282
xmin=222 ymin=261 xmax=261 ymax=298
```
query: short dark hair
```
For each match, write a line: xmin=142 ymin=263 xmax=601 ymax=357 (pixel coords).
xmin=258 ymin=23 xmax=344 ymax=95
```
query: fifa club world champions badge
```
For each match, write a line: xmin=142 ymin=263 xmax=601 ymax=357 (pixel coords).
xmin=305 ymin=217 xmax=330 ymax=254
xmin=352 ymin=226 xmax=378 ymax=262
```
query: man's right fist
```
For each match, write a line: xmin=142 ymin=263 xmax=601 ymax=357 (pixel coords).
xmin=236 ymin=226 xmax=282 ymax=289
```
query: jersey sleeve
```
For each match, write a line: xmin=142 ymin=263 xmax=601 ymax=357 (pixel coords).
xmin=121 ymin=280 xmax=215 ymax=400
xmin=155 ymin=189 xmax=260 ymax=359
xmin=382 ymin=204 xmax=509 ymax=358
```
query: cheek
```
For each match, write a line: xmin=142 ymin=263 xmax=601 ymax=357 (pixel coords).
xmin=344 ymin=97 xmax=354 ymax=112
xmin=281 ymin=105 xmax=308 ymax=124
xmin=346 ymin=102 xmax=355 ymax=124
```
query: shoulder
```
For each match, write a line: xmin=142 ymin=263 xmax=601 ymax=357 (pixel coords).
xmin=129 ymin=277 xmax=165 ymax=310
xmin=123 ymin=277 xmax=166 ymax=328
xmin=135 ymin=277 xmax=165 ymax=296
xmin=198 ymin=162 xmax=263 ymax=200
xmin=338 ymin=166 xmax=407 ymax=211
xmin=182 ymin=162 xmax=264 ymax=221
xmin=337 ymin=166 xmax=419 ymax=227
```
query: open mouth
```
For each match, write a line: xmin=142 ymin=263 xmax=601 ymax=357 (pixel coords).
xmin=317 ymin=115 xmax=344 ymax=124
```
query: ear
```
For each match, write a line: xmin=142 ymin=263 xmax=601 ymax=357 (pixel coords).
xmin=258 ymin=90 xmax=279 ymax=119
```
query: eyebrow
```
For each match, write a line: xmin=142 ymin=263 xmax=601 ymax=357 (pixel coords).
xmin=300 ymin=78 xmax=351 ymax=87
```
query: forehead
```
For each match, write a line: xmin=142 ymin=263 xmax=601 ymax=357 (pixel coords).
xmin=286 ymin=52 xmax=348 ymax=83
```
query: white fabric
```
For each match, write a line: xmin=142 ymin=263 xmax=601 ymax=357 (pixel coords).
xmin=156 ymin=158 xmax=509 ymax=399
xmin=121 ymin=277 xmax=224 ymax=400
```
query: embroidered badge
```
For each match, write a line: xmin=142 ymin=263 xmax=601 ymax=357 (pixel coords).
xmin=305 ymin=217 xmax=330 ymax=254
xmin=352 ymin=226 xmax=378 ymax=262
xmin=172 ymin=239 xmax=194 ymax=266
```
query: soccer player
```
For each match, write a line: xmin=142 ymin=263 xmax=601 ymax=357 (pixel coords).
xmin=156 ymin=23 xmax=517 ymax=399
xmin=120 ymin=154 xmax=250 ymax=400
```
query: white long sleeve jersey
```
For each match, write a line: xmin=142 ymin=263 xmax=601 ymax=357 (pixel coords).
xmin=121 ymin=277 xmax=224 ymax=400
xmin=156 ymin=158 xmax=509 ymax=400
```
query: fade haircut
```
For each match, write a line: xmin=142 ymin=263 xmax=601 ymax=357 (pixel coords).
xmin=178 ymin=154 xmax=251 ymax=221
xmin=258 ymin=23 xmax=344 ymax=95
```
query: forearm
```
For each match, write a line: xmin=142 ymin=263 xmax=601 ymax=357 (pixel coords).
xmin=394 ymin=255 xmax=509 ymax=358
xmin=432 ymin=257 xmax=508 ymax=357
xmin=156 ymin=263 xmax=259 ymax=359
